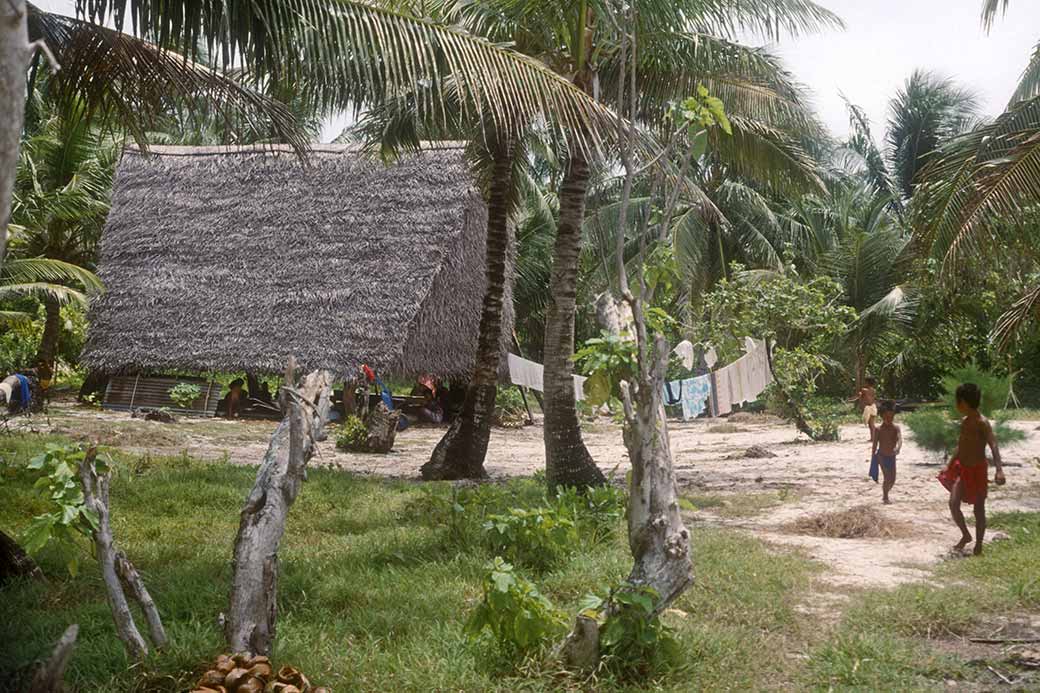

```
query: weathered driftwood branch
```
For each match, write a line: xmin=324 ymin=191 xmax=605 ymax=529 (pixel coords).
xmin=29 ymin=624 xmax=78 ymax=693
xmin=115 ymin=550 xmax=167 ymax=649
xmin=225 ymin=366 xmax=332 ymax=655
xmin=79 ymin=447 xmax=166 ymax=659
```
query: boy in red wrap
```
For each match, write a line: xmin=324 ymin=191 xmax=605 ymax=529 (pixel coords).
xmin=943 ymin=383 xmax=1006 ymax=555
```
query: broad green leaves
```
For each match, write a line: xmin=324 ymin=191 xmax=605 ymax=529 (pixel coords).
xmin=465 ymin=557 xmax=565 ymax=658
xmin=22 ymin=443 xmax=105 ymax=574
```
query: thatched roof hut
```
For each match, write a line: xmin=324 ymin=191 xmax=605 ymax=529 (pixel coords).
xmin=82 ymin=143 xmax=510 ymax=380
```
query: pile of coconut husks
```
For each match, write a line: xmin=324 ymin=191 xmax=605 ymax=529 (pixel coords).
xmin=191 ymin=653 xmax=329 ymax=693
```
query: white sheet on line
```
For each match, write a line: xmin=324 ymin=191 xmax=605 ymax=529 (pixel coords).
xmin=507 ymin=354 xmax=587 ymax=401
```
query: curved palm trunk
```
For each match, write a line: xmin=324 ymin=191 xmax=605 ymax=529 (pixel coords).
xmin=421 ymin=147 xmax=515 ymax=480
xmin=34 ymin=296 xmax=60 ymax=386
xmin=1 ymin=0 xmax=29 ymax=267
xmin=543 ymin=149 xmax=606 ymax=491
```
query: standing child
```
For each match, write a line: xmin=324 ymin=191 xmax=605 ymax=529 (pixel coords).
xmin=942 ymin=383 xmax=1006 ymax=555
xmin=851 ymin=377 xmax=879 ymax=441
xmin=871 ymin=400 xmax=902 ymax=503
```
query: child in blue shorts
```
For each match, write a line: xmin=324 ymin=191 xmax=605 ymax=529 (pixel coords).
xmin=871 ymin=400 xmax=902 ymax=504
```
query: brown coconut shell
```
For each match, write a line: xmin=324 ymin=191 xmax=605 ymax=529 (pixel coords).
xmin=215 ymin=655 xmax=236 ymax=674
xmin=238 ymin=676 xmax=266 ymax=693
xmin=275 ymin=666 xmax=309 ymax=689
xmin=198 ymin=670 xmax=227 ymax=687
xmin=248 ymin=662 xmax=274 ymax=680
xmin=233 ymin=653 xmax=254 ymax=667
xmin=264 ymin=683 xmax=300 ymax=693
xmin=225 ymin=667 xmax=252 ymax=689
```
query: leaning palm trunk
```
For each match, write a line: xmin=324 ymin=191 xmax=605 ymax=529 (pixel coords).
xmin=423 ymin=145 xmax=515 ymax=480
xmin=34 ymin=296 xmax=61 ymax=386
xmin=543 ymin=149 xmax=606 ymax=491
xmin=1 ymin=0 xmax=30 ymax=266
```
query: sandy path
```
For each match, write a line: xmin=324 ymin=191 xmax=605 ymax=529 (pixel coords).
xmin=34 ymin=404 xmax=1040 ymax=591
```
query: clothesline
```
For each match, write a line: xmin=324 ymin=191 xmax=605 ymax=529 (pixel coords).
xmin=506 ymin=354 xmax=588 ymax=401
xmin=664 ymin=338 xmax=772 ymax=421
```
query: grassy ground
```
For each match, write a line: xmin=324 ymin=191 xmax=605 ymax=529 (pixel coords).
xmin=1 ymin=431 xmax=1038 ymax=692
xmin=0 ymin=433 xmax=818 ymax=692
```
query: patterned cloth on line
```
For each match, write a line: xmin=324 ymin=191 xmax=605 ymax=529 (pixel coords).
xmin=679 ymin=375 xmax=712 ymax=421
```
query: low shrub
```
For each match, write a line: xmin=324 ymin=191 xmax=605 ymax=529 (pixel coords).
xmin=580 ymin=585 xmax=680 ymax=679
xmin=335 ymin=416 xmax=368 ymax=451
xmin=553 ymin=484 xmax=625 ymax=545
xmin=465 ymin=557 xmax=565 ymax=659
xmin=483 ymin=506 xmax=577 ymax=572
xmin=167 ymin=382 xmax=201 ymax=409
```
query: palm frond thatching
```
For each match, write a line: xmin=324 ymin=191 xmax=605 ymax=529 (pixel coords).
xmin=81 ymin=144 xmax=514 ymax=378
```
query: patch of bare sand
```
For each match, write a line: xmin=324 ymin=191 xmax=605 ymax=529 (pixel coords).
xmin=27 ymin=404 xmax=1040 ymax=592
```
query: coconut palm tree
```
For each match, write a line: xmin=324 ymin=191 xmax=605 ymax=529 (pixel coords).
xmin=911 ymin=1 xmax=1040 ymax=344
xmin=10 ymin=88 xmax=116 ymax=386
xmin=421 ymin=0 xmax=840 ymax=489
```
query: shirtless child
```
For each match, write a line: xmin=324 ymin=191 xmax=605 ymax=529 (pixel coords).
xmin=851 ymin=377 xmax=878 ymax=440
xmin=945 ymin=383 xmax=1006 ymax=555
xmin=871 ymin=400 xmax=901 ymax=504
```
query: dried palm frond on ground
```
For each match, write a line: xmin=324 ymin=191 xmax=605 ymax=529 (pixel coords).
xmin=785 ymin=505 xmax=909 ymax=539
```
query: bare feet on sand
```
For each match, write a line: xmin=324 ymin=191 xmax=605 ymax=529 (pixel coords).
xmin=954 ymin=534 xmax=972 ymax=552
xmin=973 ymin=542 xmax=984 ymax=556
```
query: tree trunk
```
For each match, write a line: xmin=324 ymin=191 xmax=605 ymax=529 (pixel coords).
xmin=622 ymin=333 xmax=693 ymax=611
xmin=79 ymin=448 xmax=153 ymax=659
xmin=543 ymin=149 xmax=605 ymax=491
xmin=363 ymin=401 xmax=399 ymax=453
xmin=1 ymin=0 xmax=29 ymax=268
xmin=422 ymin=145 xmax=515 ymax=480
xmin=29 ymin=624 xmax=78 ymax=693
xmin=0 ymin=528 xmax=42 ymax=583
xmin=35 ymin=296 xmax=60 ymax=387
xmin=225 ymin=368 xmax=332 ymax=655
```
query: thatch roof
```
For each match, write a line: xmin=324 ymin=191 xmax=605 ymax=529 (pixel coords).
xmin=82 ymin=143 xmax=512 ymax=380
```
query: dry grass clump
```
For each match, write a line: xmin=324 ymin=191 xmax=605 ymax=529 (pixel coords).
xmin=787 ymin=505 xmax=908 ymax=539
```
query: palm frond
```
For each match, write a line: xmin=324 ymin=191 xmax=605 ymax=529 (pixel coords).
xmin=992 ymin=283 xmax=1040 ymax=350
xmin=77 ymin=0 xmax=628 ymax=153
xmin=914 ymin=95 xmax=1040 ymax=276
xmin=0 ymin=282 xmax=89 ymax=305
xmin=2 ymin=258 xmax=103 ymax=293
xmin=1011 ymin=40 xmax=1040 ymax=104
xmin=28 ymin=6 xmax=309 ymax=150
xmin=885 ymin=70 xmax=979 ymax=199
xmin=981 ymin=0 xmax=1010 ymax=32
xmin=712 ymin=116 xmax=825 ymax=195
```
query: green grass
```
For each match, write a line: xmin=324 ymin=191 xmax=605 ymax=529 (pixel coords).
xmin=0 ymin=433 xmax=820 ymax=692
xmin=681 ymin=489 xmax=801 ymax=519
xmin=804 ymin=511 xmax=1040 ymax=690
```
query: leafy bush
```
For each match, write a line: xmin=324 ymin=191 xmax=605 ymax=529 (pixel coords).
xmin=21 ymin=443 xmax=104 ymax=576
xmin=465 ymin=557 xmax=564 ymax=658
xmin=579 ymin=585 xmax=680 ymax=678
xmin=906 ymin=366 xmax=1026 ymax=458
xmin=574 ymin=331 xmax=638 ymax=407
xmin=494 ymin=386 xmax=528 ymax=426
xmin=335 ymin=415 xmax=368 ymax=451
xmin=167 ymin=382 xmax=201 ymax=409
xmin=553 ymin=484 xmax=626 ymax=544
xmin=483 ymin=506 xmax=578 ymax=572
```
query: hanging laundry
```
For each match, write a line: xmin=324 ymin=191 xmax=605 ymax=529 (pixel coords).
xmin=507 ymin=354 xmax=588 ymax=401
xmin=663 ymin=380 xmax=683 ymax=406
xmin=713 ymin=366 xmax=734 ymax=416
xmin=704 ymin=346 xmax=718 ymax=369
xmin=679 ymin=375 xmax=712 ymax=421
xmin=672 ymin=340 xmax=696 ymax=370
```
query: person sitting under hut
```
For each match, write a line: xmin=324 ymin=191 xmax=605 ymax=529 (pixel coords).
xmin=218 ymin=378 xmax=249 ymax=419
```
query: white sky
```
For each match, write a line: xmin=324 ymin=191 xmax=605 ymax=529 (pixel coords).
xmin=770 ymin=0 xmax=1040 ymax=138
xmin=35 ymin=0 xmax=1040 ymax=142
